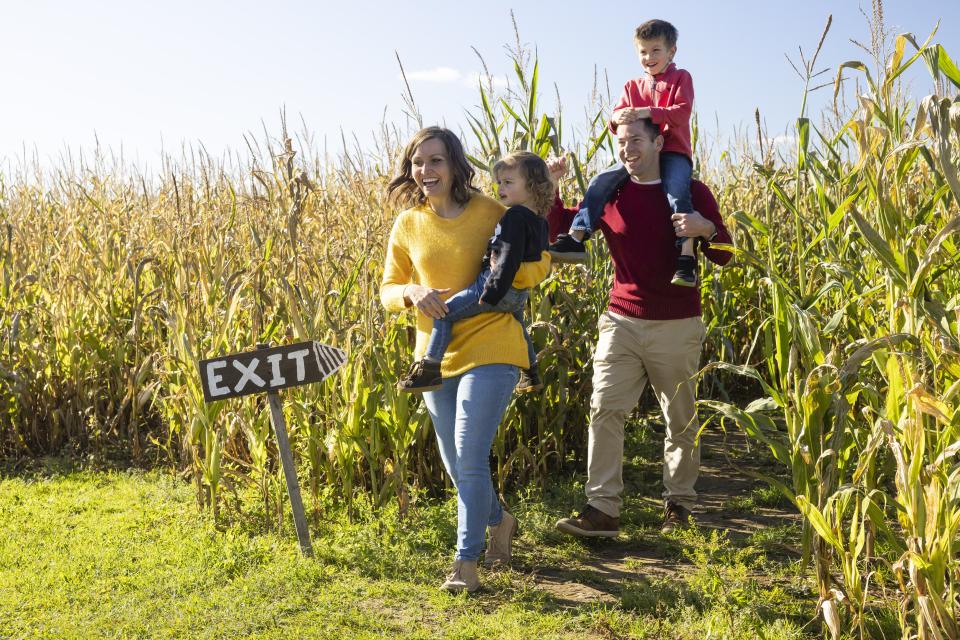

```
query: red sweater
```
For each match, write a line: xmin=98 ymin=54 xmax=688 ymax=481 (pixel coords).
xmin=548 ymin=179 xmax=731 ymax=320
xmin=610 ymin=63 xmax=694 ymax=159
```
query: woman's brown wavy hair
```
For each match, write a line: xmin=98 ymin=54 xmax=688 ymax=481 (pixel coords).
xmin=387 ymin=127 xmax=478 ymax=209
xmin=492 ymin=151 xmax=554 ymax=217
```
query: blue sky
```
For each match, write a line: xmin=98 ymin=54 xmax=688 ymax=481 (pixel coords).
xmin=1 ymin=1 xmax=957 ymax=169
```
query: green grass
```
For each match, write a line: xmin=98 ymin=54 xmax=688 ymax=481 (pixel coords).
xmin=1 ymin=443 xmax=817 ymax=639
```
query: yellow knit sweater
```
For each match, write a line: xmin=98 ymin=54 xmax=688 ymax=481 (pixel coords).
xmin=380 ymin=193 xmax=551 ymax=378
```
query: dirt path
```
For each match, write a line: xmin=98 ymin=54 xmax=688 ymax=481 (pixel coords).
xmin=526 ymin=426 xmax=799 ymax=606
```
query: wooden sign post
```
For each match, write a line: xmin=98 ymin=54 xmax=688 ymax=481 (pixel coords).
xmin=198 ymin=340 xmax=347 ymax=556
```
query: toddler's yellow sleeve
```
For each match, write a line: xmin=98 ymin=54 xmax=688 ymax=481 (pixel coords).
xmin=512 ymin=251 xmax=551 ymax=289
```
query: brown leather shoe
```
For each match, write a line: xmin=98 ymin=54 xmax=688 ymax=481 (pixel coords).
xmin=660 ymin=500 xmax=693 ymax=533
xmin=555 ymin=505 xmax=619 ymax=538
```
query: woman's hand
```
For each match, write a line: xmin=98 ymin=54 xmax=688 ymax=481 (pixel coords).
xmin=404 ymin=284 xmax=451 ymax=319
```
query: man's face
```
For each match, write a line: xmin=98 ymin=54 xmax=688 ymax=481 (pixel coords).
xmin=617 ymin=121 xmax=663 ymax=177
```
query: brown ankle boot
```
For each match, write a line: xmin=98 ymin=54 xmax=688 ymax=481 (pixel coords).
xmin=483 ymin=510 xmax=518 ymax=569
xmin=440 ymin=559 xmax=480 ymax=593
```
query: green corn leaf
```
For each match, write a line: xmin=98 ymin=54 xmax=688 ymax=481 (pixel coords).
xmin=699 ymin=399 xmax=789 ymax=464
xmin=936 ymin=44 xmax=960 ymax=89
xmin=834 ymin=60 xmax=876 ymax=102
xmin=732 ymin=209 xmax=770 ymax=236
xmin=698 ymin=361 xmax=785 ymax=407
xmin=770 ymin=180 xmax=802 ymax=220
xmin=885 ymin=30 xmax=936 ymax=89
xmin=500 ymin=98 xmax=529 ymax=133
xmin=534 ymin=114 xmax=553 ymax=148
xmin=466 ymin=154 xmax=490 ymax=173
xmin=585 ymin=128 xmax=611 ymax=165
xmin=570 ymin=154 xmax=587 ymax=196
xmin=797 ymin=117 xmax=810 ymax=170
xmin=796 ymin=495 xmax=842 ymax=551
xmin=847 ymin=207 xmax=909 ymax=288
xmin=909 ymin=212 xmax=960 ymax=295
xmin=527 ymin=59 xmax=539 ymax=130
xmin=745 ymin=397 xmax=779 ymax=413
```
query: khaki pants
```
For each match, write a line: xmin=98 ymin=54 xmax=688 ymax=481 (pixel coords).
xmin=586 ymin=311 xmax=705 ymax=516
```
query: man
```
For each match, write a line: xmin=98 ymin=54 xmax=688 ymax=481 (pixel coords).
xmin=549 ymin=118 xmax=732 ymax=535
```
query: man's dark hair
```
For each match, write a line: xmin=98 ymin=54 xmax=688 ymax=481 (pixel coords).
xmin=634 ymin=19 xmax=678 ymax=48
xmin=620 ymin=117 xmax=661 ymax=141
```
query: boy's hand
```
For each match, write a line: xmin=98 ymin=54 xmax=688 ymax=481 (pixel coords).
xmin=613 ymin=107 xmax=649 ymax=124
xmin=546 ymin=155 xmax=569 ymax=186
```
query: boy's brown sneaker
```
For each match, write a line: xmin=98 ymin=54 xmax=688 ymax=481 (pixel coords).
xmin=660 ymin=500 xmax=693 ymax=533
xmin=516 ymin=367 xmax=543 ymax=393
xmin=555 ymin=505 xmax=620 ymax=538
xmin=397 ymin=358 xmax=442 ymax=393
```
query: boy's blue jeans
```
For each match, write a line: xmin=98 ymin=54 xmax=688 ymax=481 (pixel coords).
xmin=422 ymin=363 xmax=518 ymax=560
xmin=425 ymin=268 xmax=537 ymax=369
xmin=570 ymin=152 xmax=693 ymax=239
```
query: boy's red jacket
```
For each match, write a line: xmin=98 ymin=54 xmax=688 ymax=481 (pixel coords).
xmin=610 ymin=63 xmax=694 ymax=159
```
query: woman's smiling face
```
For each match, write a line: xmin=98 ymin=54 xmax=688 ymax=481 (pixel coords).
xmin=411 ymin=137 xmax=452 ymax=200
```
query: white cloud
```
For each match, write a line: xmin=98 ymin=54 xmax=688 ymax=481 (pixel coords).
xmin=771 ymin=134 xmax=797 ymax=147
xmin=402 ymin=67 xmax=462 ymax=83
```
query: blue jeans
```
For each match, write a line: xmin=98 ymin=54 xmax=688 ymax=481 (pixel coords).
xmin=570 ymin=152 xmax=693 ymax=239
xmin=425 ymin=268 xmax=537 ymax=369
xmin=422 ymin=364 xmax=518 ymax=560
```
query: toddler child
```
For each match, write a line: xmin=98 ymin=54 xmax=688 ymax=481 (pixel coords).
xmin=398 ymin=151 xmax=553 ymax=393
xmin=549 ymin=18 xmax=699 ymax=286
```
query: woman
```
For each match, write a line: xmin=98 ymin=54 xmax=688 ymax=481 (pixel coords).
xmin=380 ymin=127 xmax=550 ymax=592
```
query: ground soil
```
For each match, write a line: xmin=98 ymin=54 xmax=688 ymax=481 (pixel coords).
xmin=526 ymin=426 xmax=800 ymax=606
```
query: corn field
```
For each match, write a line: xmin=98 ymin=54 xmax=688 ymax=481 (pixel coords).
xmin=1 ymin=14 xmax=959 ymax=639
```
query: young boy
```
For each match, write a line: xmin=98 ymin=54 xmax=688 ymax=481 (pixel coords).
xmin=549 ymin=19 xmax=699 ymax=287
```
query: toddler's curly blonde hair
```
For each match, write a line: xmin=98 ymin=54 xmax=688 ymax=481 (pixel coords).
xmin=492 ymin=151 xmax=555 ymax=217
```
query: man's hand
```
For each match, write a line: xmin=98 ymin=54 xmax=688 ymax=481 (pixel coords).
xmin=404 ymin=284 xmax=451 ymax=319
xmin=671 ymin=211 xmax=716 ymax=239
xmin=613 ymin=107 xmax=650 ymax=125
xmin=546 ymin=155 xmax=569 ymax=186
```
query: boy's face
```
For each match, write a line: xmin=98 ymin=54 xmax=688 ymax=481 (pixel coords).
xmin=636 ymin=37 xmax=676 ymax=76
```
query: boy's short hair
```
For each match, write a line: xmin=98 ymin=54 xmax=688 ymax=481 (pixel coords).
xmin=634 ymin=19 xmax=678 ymax=47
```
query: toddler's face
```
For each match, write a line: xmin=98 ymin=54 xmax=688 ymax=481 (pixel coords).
xmin=636 ymin=37 xmax=676 ymax=76
xmin=495 ymin=168 xmax=529 ymax=208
